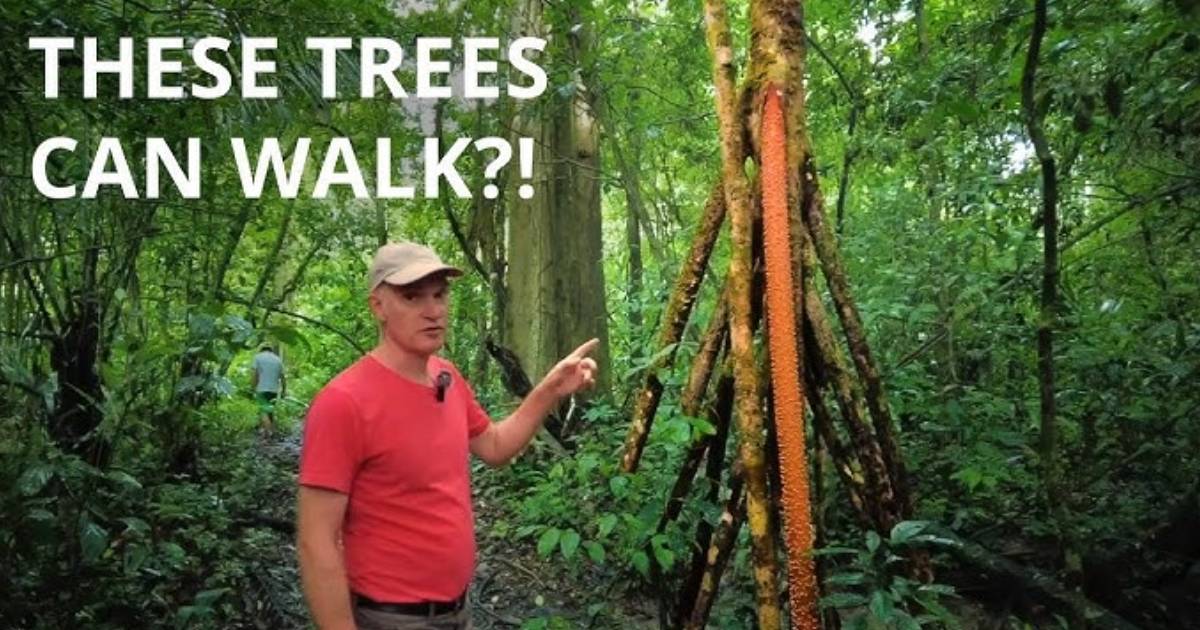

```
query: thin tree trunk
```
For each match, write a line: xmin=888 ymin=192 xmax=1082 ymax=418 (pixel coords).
xmin=614 ymin=138 xmax=646 ymax=332
xmin=621 ymin=183 xmax=727 ymax=472
xmin=1021 ymin=0 xmax=1068 ymax=553
xmin=835 ymin=104 xmax=859 ymax=235
xmin=705 ymin=0 xmax=781 ymax=625
xmin=680 ymin=289 xmax=730 ymax=416
xmin=798 ymin=221 xmax=896 ymax=531
xmin=682 ymin=471 xmax=746 ymax=630
xmin=246 ymin=205 xmax=292 ymax=329
xmin=801 ymin=173 xmax=914 ymax=521
xmin=914 ymin=0 xmax=930 ymax=61
xmin=209 ymin=200 xmax=253 ymax=301
xmin=1139 ymin=219 xmax=1187 ymax=352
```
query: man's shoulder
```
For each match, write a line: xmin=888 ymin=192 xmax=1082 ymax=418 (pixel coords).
xmin=318 ymin=356 xmax=375 ymax=394
xmin=307 ymin=358 xmax=374 ymax=421
xmin=253 ymin=351 xmax=280 ymax=365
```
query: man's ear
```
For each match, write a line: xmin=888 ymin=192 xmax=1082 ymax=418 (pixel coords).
xmin=367 ymin=291 xmax=385 ymax=321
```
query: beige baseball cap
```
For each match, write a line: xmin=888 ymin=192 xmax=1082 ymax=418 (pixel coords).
xmin=368 ymin=242 xmax=463 ymax=291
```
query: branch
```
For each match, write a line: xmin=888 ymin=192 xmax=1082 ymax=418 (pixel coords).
xmin=0 ymin=328 xmax=56 ymax=341
xmin=219 ymin=292 xmax=366 ymax=354
xmin=806 ymin=34 xmax=861 ymax=104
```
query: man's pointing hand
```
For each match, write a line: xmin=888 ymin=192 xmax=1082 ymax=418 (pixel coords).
xmin=541 ymin=338 xmax=601 ymax=399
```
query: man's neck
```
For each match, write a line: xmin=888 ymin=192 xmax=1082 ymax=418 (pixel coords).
xmin=370 ymin=341 xmax=432 ymax=385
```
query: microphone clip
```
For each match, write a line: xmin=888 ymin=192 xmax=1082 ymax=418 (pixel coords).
xmin=435 ymin=370 xmax=452 ymax=402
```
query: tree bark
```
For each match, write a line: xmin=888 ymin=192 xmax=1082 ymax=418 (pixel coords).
xmin=621 ymin=183 xmax=727 ymax=472
xmin=705 ymin=0 xmax=782 ymax=625
xmin=613 ymin=138 xmax=646 ymax=333
xmin=682 ymin=470 xmax=746 ymax=630
xmin=1020 ymin=0 xmax=1067 ymax=546
xmin=798 ymin=220 xmax=898 ymax=532
xmin=835 ymin=104 xmax=859 ymax=235
xmin=800 ymin=169 xmax=914 ymax=522
xmin=505 ymin=0 xmax=610 ymax=391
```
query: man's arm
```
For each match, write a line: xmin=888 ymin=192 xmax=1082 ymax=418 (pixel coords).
xmin=297 ymin=486 xmax=355 ymax=630
xmin=470 ymin=338 xmax=599 ymax=467
xmin=469 ymin=384 xmax=561 ymax=467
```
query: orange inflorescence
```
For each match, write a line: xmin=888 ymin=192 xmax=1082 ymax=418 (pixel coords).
xmin=760 ymin=86 xmax=821 ymax=630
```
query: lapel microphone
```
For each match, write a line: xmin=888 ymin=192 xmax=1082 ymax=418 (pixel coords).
xmin=435 ymin=370 xmax=452 ymax=402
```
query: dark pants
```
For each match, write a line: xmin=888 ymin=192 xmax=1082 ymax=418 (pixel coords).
xmin=353 ymin=597 xmax=472 ymax=630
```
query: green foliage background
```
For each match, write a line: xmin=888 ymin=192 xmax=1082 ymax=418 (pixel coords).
xmin=1 ymin=0 xmax=1197 ymax=627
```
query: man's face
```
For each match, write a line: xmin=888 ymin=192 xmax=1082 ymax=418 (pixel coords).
xmin=369 ymin=274 xmax=450 ymax=357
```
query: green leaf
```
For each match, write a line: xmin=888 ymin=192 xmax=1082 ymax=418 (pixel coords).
xmin=18 ymin=465 xmax=55 ymax=496
xmin=123 ymin=544 xmax=149 ymax=574
xmin=608 ymin=475 xmax=629 ymax=498
xmin=891 ymin=609 xmax=922 ymax=630
xmin=597 ymin=513 xmax=618 ymax=537
xmin=866 ymin=531 xmax=881 ymax=554
xmin=910 ymin=534 xmax=962 ymax=549
xmin=869 ymin=590 xmax=894 ymax=620
xmin=652 ymin=541 xmax=675 ymax=569
xmin=584 ymin=541 xmax=605 ymax=564
xmin=813 ymin=546 xmax=859 ymax=556
xmin=106 ymin=470 xmax=142 ymax=490
xmin=917 ymin=583 xmax=958 ymax=597
xmin=79 ymin=519 xmax=109 ymax=563
xmin=264 ymin=324 xmax=311 ymax=351
xmin=631 ymin=550 xmax=650 ymax=578
xmin=195 ymin=587 xmax=230 ymax=607
xmin=559 ymin=529 xmax=581 ymax=560
xmin=25 ymin=508 xmax=55 ymax=523
xmin=687 ymin=416 xmax=717 ymax=437
xmin=827 ymin=572 xmax=868 ymax=586
xmin=820 ymin=592 xmax=868 ymax=608
xmin=119 ymin=517 xmax=151 ymax=536
xmin=890 ymin=521 xmax=929 ymax=547
xmin=914 ymin=592 xmax=957 ymax=621
xmin=537 ymin=528 xmax=561 ymax=557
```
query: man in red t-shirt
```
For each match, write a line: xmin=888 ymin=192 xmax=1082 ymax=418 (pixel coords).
xmin=297 ymin=241 xmax=599 ymax=630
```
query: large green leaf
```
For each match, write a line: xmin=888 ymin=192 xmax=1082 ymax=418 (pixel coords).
xmin=17 ymin=465 xmax=55 ymax=496
xmin=79 ymin=519 xmax=109 ymax=563
xmin=558 ymin=529 xmax=580 ymax=560
xmin=536 ymin=527 xmax=561 ymax=557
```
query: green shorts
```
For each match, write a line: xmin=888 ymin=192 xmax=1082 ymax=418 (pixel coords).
xmin=255 ymin=391 xmax=279 ymax=413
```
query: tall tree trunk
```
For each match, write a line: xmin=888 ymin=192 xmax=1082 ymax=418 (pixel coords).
xmin=751 ymin=0 xmax=821 ymax=623
xmin=705 ymin=0 xmax=782 ymax=625
xmin=614 ymin=139 xmax=645 ymax=333
xmin=914 ymin=0 xmax=930 ymax=61
xmin=49 ymin=283 xmax=106 ymax=466
xmin=835 ymin=103 xmax=859 ymax=235
xmin=1021 ymin=0 xmax=1068 ymax=552
xmin=505 ymin=0 xmax=610 ymax=389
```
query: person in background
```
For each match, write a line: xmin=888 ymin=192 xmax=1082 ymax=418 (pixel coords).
xmin=251 ymin=344 xmax=285 ymax=434
xmin=296 ymin=241 xmax=599 ymax=630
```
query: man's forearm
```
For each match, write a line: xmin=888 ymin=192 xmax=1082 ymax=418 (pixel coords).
xmin=489 ymin=384 xmax=562 ymax=464
xmin=298 ymin=540 xmax=355 ymax=630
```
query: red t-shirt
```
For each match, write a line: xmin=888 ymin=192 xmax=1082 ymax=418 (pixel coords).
xmin=298 ymin=354 xmax=491 ymax=602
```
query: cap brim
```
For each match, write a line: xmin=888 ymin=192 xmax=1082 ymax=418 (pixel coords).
xmin=380 ymin=262 xmax=463 ymax=288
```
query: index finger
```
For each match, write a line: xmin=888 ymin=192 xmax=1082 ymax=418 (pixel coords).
xmin=568 ymin=338 xmax=601 ymax=359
